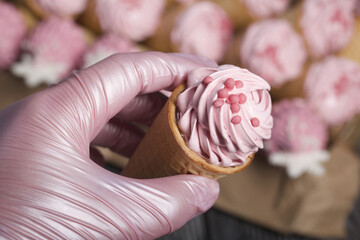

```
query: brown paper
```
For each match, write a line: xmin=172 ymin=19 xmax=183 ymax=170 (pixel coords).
xmin=215 ymin=142 xmax=360 ymax=238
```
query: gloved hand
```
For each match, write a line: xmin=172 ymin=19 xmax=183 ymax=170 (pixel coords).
xmin=0 ymin=52 xmax=219 ymax=239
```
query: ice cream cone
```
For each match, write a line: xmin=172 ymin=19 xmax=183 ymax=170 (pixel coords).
xmin=12 ymin=17 xmax=89 ymax=88
xmin=22 ymin=0 xmax=87 ymax=19
xmin=17 ymin=4 xmax=37 ymax=30
xmin=77 ymin=0 xmax=102 ymax=34
xmin=283 ymin=0 xmax=355 ymax=60
xmin=0 ymin=2 xmax=35 ymax=69
xmin=121 ymin=82 xmax=254 ymax=180
xmin=210 ymin=0 xmax=254 ymax=29
xmin=269 ymin=61 xmax=310 ymax=100
xmin=146 ymin=5 xmax=184 ymax=52
xmin=222 ymin=31 xmax=243 ymax=66
xmin=224 ymin=19 xmax=307 ymax=96
xmin=150 ymin=1 xmax=233 ymax=62
xmin=23 ymin=0 xmax=46 ymax=19
xmin=337 ymin=17 xmax=360 ymax=64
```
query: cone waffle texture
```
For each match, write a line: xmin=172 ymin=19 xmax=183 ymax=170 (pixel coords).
xmin=121 ymin=82 xmax=254 ymax=180
xmin=211 ymin=0 xmax=254 ymax=28
xmin=146 ymin=6 xmax=184 ymax=52
xmin=78 ymin=0 xmax=101 ymax=34
xmin=338 ymin=18 xmax=360 ymax=65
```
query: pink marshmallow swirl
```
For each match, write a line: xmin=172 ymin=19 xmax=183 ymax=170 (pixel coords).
xmin=266 ymin=99 xmax=328 ymax=154
xmin=241 ymin=19 xmax=306 ymax=87
xmin=304 ymin=56 xmax=360 ymax=126
xmin=12 ymin=17 xmax=87 ymax=87
xmin=0 ymin=2 xmax=27 ymax=69
xmin=96 ymin=0 xmax=165 ymax=41
xmin=242 ymin=0 xmax=291 ymax=18
xmin=171 ymin=1 xmax=233 ymax=62
xmin=33 ymin=0 xmax=87 ymax=17
xmin=176 ymin=65 xmax=273 ymax=167
xmin=82 ymin=33 xmax=140 ymax=68
xmin=300 ymin=0 xmax=355 ymax=59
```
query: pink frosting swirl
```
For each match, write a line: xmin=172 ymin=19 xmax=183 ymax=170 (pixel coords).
xmin=242 ymin=0 xmax=291 ymax=18
xmin=0 ymin=2 xmax=27 ymax=69
xmin=304 ymin=56 xmax=360 ymax=126
xmin=82 ymin=33 xmax=139 ymax=67
xmin=177 ymin=65 xmax=273 ymax=167
xmin=96 ymin=0 xmax=165 ymax=41
xmin=300 ymin=0 xmax=355 ymax=58
xmin=12 ymin=17 xmax=87 ymax=86
xmin=241 ymin=19 xmax=306 ymax=87
xmin=34 ymin=0 xmax=87 ymax=17
xmin=171 ymin=1 xmax=233 ymax=62
xmin=265 ymin=98 xmax=328 ymax=154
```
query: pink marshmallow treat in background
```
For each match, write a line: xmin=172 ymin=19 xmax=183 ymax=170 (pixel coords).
xmin=171 ymin=1 xmax=233 ymax=62
xmin=82 ymin=33 xmax=140 ymax=68
xmin=265 ymin=99 xmax=329 ymax=178
xmin=300 ymin=0 xmax=355 ymax=59
xmin=30 ymin=0 xmax=87 ymax=17
xmin=12 ymin=17 xmax=87 ymax=88
xmin=304 ymin=56 xmax=360 ymax=126
xmin=96 ymin=0 xmax=165 ymax=41
xmin=242 ymin=0 xmax=291 ymax=18
xmin=266 ymin=99 xmax=328 ymax=153
xmin=240 ymin=19 xmax=306 ymax=87
xmin=0 ymin=2 xmax=27 ymax=69
xmin=177 ymin=65 xmax=273 ymax=167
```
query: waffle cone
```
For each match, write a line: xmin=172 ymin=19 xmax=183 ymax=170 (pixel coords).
xmin=210 ymin=0 xmax=254 ymax=29
xmin=221 ymin=31 xmax=243 ymax=66
xmin=281 ymin=1 xmax=318 ymax=60
xmin=337 ymin=17 xmax=360 ymax=64
xmin=23 ymin=0 xmax=47 ymax=19
xmin=145 ymin=5 xmax=184 ymax=52
xmin=78 ymin=0 xmax=102 ymax=34
xmin=17 ymin=4 xmax=37 ymax=31
xmin=269 ymin=61 xmax=311 ymax=100
xmin=121 ymin=82 xmax=254 ymax=180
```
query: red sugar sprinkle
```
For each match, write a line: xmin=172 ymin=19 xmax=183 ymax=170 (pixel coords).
xmin=203 ymin=76 xmax=213 ymax=85
xmin=235 ymin=80 xmax=244 ymax=88
xmin=217 ymin=88 xmax=228 ymax=98
xmin=213 ymin=99 xmax=224 ymax=107
xmin=238 ymin=93 xmax=247 ymax=104
xmin=224 ymin=78 xmax=235 ymax=90
xmin=251 ymin=118 xmax=260 ymax=127
xmin=228 ymin=94 xmax=239 ymax=104
xmin=230 ymin=103 xmax=240 ymax=113
xmin=231 ymin=116 xmax=241 ymax=124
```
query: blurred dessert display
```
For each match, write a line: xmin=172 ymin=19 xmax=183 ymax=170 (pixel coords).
xmin=1 ymin=0 xmax=360 ymax=239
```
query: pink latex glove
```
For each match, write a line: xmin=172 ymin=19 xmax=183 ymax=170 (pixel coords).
xmin=0 ymin=52 xmax=219 ymax=239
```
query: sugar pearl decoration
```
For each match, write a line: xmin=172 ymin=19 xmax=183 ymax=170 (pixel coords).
xmin=228 ymin=94 xmax=239 ymax=104
xmin=231 ymin=115 xmax=242 ymax=124
xmin=209 ymin=77 xmax=255 ymax=126
xmin=213 ymin=99 xmax=224 ymax=107
xmin=203 ymin=76 xmax=213 ymax=85
xmin=251 ymin=117 xmax=260 ymax=127
xmin=224 ymin=78 xmax=235 ymax=89
xmin=235 ymin=80 xmax=243 ymax=88
xmin=238 ymin=93 xmax=247 ymax=104
xmin=230 ymin=103 xmax=240 ymax=113
xmin=218 ymin=88 xmax=228 ymax=98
